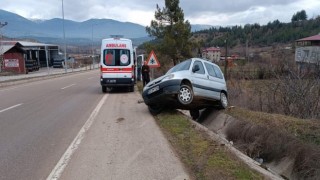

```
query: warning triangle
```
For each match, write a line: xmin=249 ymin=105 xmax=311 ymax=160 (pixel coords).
xmin=146 ymin=50 xmax=160 ymax=67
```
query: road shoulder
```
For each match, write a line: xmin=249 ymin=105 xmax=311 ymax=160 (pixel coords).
xmin=58 ymin=90 xmax=190 ymax=180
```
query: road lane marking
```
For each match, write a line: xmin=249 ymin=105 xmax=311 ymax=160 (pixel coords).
xmin=87 ymin=77 xmax=94 ymax=80
xmin=0 ymin=103 xmax=23 ymax=113
xmin=47 ymin=94 xmax=109 ymax=180
xmin=61 ymin=84 xmax=76 ymax=90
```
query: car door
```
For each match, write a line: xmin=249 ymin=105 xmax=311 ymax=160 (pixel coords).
xmin=204 ymin=62 xmax=225 ymax=100
xmin=190 ymin=60 xmax=211 ymax=98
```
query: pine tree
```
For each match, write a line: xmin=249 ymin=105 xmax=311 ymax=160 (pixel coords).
xmin=146 ymin=0 xmax=192 ymax=65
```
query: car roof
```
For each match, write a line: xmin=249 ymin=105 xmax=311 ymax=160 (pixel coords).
xmin=191 ymin=58 xmax=219 ymax=66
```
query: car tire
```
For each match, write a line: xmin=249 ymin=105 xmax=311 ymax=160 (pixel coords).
xmin=177 ymin=84 xmax=193 ymax=105
xmin=189 ymin=109 xmax=200 ymax=120
xmin=219 ymin=92 xmax=228 ymax=109
xmin=148 ymin=104 xmax=163 ymax=115
xmin=102 ymin=86 xmax=107 ymax=93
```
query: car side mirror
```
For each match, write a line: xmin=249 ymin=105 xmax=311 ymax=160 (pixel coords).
xmin=192 ymin=65 xmax=200 ymax=73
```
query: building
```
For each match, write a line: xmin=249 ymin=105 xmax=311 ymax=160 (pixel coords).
xmin=295 ymin=34 xmax=320 ymax=68
xmin=16 ymin=41 xmax=60 ymax=67
xmin=1 ymin=41 xmax=61 ymax=74
xmin=202 ymin=47 xmax=221 ymax=62
xmin=0 ymin=42 xmax=26 ymax=73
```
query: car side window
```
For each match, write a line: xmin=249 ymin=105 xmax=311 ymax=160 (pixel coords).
xmin=213 ymin=65 xmax=224 ymax=79
xmin=204 ymin=62 xmax=217 ymax=77
xmin=193 ymin=61 xmax=205 ymax=74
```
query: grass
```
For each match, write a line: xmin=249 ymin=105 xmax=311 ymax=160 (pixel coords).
xmin=225 ymin=107 xmax=320 ymax=146
xmin=224 ymin=107 xmax=320 ymax=179
xmin=156 ymin=111 xmax=263 ymax=180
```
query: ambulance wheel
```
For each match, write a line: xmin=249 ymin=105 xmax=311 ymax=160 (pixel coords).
xmin=102 ymin=86 xmax=107 ymax=93
xmin=129 ymin=86 xmax=134 ymax=92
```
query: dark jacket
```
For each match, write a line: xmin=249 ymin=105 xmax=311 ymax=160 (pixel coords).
xmin=142 ymin=65 xmax=150 ymax=79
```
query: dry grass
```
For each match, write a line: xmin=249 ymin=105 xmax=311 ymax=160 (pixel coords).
xmin=225 ymin=107 xmax=320 ymax=146
xmin=225 ymin=107 xmax=320 ymax=179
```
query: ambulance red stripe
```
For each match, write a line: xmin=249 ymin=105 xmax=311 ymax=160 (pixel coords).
xmin=101 ymin=67 xmax=133 ymax=71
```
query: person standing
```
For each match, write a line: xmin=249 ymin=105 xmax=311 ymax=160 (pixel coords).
xmin=141 ymin=61 xmax=150 ymax=86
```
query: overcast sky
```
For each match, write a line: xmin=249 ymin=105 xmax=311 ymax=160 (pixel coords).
xmin=1 ymin=0 xmax=320 ymax=26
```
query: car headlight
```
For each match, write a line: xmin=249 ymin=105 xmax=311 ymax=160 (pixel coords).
xmin=162 ymin=74 xmax=174 ymax=81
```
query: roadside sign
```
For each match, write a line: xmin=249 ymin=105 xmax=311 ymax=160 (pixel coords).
xmin=146 ymin=50 xmax=160 ymax=68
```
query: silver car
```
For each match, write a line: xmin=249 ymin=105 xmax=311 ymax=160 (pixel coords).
xmin=142 ymin=58 xmax=228 ymax=119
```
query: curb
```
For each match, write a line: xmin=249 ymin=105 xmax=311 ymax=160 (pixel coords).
xmin=178 ymin=109 xmax=284 ymax=180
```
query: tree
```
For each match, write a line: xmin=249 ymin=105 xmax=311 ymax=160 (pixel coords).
xmin=292 ymin=10 xmax=307 ymax=22
xmin=146 ymin=0 xmax=192 ymax=65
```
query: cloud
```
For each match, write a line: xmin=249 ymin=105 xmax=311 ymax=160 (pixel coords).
xmin=0 ymin=0 xmax=319 ymax=26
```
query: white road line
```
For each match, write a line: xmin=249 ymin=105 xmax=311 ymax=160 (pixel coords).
xmin=61 ymin=84 xmax=76 ymax=90
xmin=47 ymin=94 xmax=108 ymax=180
xmin=87 ymin=77 xmax=94 ymax=80
xmin=0 ymin=103 xmax=23 ymax=113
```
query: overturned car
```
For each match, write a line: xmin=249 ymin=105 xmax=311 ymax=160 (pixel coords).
xmin=142 ymin=58 xmax=228 ymax=119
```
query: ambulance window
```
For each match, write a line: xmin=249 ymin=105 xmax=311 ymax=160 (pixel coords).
xmin=103 ymin=49 xmax=130 ymax=66
xmin=120 ymin=50 xmax=130 ymax=66
xmin=104 ymin=50 xmax=115 ymax=65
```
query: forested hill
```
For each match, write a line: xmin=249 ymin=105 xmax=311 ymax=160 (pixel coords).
xmin=194 ymin=14 xmax=320 ymax=48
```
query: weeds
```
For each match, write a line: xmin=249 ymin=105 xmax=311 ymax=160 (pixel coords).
xmin=225 ymin=109 xmax=320 ymax=179
xmin=156 ymin=111 xmax=262 ymax=180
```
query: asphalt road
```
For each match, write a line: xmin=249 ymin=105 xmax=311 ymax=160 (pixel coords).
xmin=0 ymin=70 xmax=103 ymax=180
xmin=0 ymin=70 xmax=189 ymax=180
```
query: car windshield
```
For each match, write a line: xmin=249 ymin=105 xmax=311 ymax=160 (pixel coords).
xmin=166 ymin=59 xmax=191 ymax=74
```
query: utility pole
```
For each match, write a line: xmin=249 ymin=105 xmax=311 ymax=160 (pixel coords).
xmin=91 ymin=24 xmax=94 ymax=69
xmin=224 ymin=37 xmax=228 ymax=81
xmin=0 ymin=22 xmax=8 ymax=73
xmin=246 ymin=39 xmax=249 ymax=63
xmin=61 ymin=0 xmax=67 ymax=73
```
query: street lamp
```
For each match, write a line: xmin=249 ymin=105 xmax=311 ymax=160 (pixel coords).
xmin=61 ymin=0 xmax=67 ymax=73
xmin=92 ymin=24 xmax=94 ymax=69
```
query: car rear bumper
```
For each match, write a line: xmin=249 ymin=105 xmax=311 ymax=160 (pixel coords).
xmin=101 ymin=78 xmax=134 ymax=87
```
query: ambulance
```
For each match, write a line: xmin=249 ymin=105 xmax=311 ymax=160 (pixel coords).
xmin=100 ymin=37 xmax=135 ymax=92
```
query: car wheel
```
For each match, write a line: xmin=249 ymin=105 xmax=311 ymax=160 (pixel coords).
xmin=189 ymin=109 xmax=200 ymax=120
xmin=219 ymin=92 xmax=228 ymax=109
xmin=177 ymin=85 xmax=193 ymax=105
xmin=102 ymin=86 xmax=107 ymax=93
xmin=148 ymin=104 xmax=163 ymax=115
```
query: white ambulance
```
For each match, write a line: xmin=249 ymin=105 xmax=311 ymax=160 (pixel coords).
xmin=100 ymin=37 xmax=135 ymax=92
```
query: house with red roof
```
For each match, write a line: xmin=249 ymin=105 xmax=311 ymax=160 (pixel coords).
xmin=0 ymin=42 xmax=26 ymax=73
xmin=295 ymin=34 xmax=320 ymax=66
xmin=202 ymin=47 xmax=221 ymax=62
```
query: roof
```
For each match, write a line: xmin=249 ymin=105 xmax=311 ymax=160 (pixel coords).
xmin=0 ymin=42 xmax=25 ymax=55
xmin=1 ymin=41 xmax=57 ymax=47
xmin=18 ymin=41 xmax=57 ymax=47
xmin=296 ymin=34 xmax=320 ymax=42
xmin=203 ymin=47 xmax=220 ymax=52
xmin=0 ymin=45 xmax=15 ymax=55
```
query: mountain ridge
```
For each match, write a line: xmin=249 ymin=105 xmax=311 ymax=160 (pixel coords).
xmin=0 ymin=9 xmax=212 ymax=45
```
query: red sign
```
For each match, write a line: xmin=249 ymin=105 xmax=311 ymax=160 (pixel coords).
xmin=146 ymin=50 xmax=160 ymax=68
